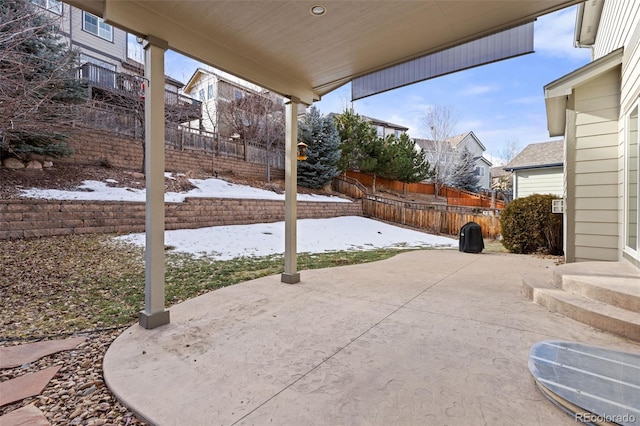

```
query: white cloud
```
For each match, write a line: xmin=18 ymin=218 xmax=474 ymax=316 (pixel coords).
xmin=459 ymin=84 xmax=495 ymax=96
xmin=509 ymin=95 xmax=542 ymax=105
xmin=535 ymin=7 xmax=592 ymax=61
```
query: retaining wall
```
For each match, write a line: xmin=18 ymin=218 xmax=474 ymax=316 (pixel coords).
xmin=0 ymin=198 xmax=363 ymax=240
xmin=58 ymin=127 xmax=284 ymax=180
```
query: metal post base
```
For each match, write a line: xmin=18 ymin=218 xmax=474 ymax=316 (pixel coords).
xmin=281 ymin=272 xmax=300 ymax=284
xmin=139 ymin=310 xmax=170 ymax=329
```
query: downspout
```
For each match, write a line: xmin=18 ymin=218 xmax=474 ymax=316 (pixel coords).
xmin=574 ymin=0 xmax=605 ymax=59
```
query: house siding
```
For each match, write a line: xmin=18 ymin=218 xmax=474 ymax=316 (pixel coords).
xmin=68 ymin=7 xmax=127 ymax=70
xmin=593 ymin=1 xmax=639 ymax=61
xmin=593 ymin=1 xmax=640 ymax=265
xmin=514 ymin=168 xmax=563 ymax=198
xmin=571 ymin=67 xmax=621 ymax=262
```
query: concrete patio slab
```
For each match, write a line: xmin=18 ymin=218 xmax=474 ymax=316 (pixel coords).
xmin=0 ymin=404 xmax=50 ymax=426
xmin=0 ymin=336 xmax=86 ymax=369
xmin=103 ymin=250 xmax=639 ymax=425
xmin=0 ymin=366 xmax=60 ymax=407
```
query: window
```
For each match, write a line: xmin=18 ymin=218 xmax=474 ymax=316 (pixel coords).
xmin=475 ymin=166 xmax=485 ymax=177
xmin=32 ymin=0 xmax=62 ymax=14
xmin=394 ymin=130 xmax=401 ymax=137
xmin=234 ymin=88 xmax=244 ymax=101
xmin=207 ymin=84 xmax=214 ymax=99
xmin=626 ymin=104 xmax=638 ymax=254
xmin=377 ymin=126 xmax=384 ymax=137
xmin=83 ymin=12 xmax=113 ymax=42
xmin=199 ymin=89 xmax=205 ymax=101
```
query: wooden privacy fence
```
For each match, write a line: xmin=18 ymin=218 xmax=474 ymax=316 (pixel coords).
xmin=345 ymin=171 xmax=505 ymax=209
xmin=333 ymin=175 xmax=502 ymax=238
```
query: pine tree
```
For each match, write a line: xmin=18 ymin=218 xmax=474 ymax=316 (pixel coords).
xmin=0 ymin=0 xmax=85 ymax=161
xmin=333 ymin=109 xmax=378 ymax=173
xmin=297 ymin=106 xmax=341 ymax=189
xmin=449 ymin=147 xmax=480 ymax=192
xmin=386 ymin=133 xmax=433 ymax=194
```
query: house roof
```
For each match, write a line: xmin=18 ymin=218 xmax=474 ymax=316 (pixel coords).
xmin=448 ymin=131 xmax=487 ymax=151
xmin=183 ymin=67 xmax=264 ymax=95
xmin=491 ymin=167 xmax=509 ymax=178
xmin=414 ymin=132 xmax=487 ymax=152
xmin=544 ymin=48 xmax=623 ymax=136
xmin=361 ymin=116 xmax=408 ymax=132
xmin=503 ymin=140 xmax=564 ymax=171
xmin=65 ymin=0 xmax=580 ymax=105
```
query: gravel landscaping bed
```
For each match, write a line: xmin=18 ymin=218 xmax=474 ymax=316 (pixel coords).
xmin=1 ymin=329 xmax=145 ymax=425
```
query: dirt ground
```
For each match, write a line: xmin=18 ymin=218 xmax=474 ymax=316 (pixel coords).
xmin=0 ymin=163 xmax=336 ymax=200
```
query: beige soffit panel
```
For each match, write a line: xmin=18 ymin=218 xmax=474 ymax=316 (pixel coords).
xmin=66 ymin=0 xmax=582 ymax=104
xmin=544 ymin=48 xmax=623 ymax=137
xmin=574 ymin=0 xmax=605 ymax=47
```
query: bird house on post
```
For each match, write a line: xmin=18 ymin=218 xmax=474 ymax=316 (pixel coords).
xmin=297 ymin=141 xmax=308 ymax=161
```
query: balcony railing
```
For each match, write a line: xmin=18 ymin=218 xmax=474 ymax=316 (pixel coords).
xmin=76 ymin=63 xmax=202 ymax=118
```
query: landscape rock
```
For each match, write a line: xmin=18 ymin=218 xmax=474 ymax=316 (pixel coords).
xmin=26 ymin=160 xmax=43 ymax=170
xmin=43 ymin=161 xmax=54 ymax=168
xmin=3 ymin=157 xmax=25 ymax=169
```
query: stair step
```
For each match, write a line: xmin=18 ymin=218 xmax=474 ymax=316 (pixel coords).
xmin=553 ymin=261 xmax=640 ymax=286
xmin=521 ymin=275 xmax=556 ymax=301
xmin=531 ymin=288 xmax=640 ymax=342
xmin=561 ymin=275 xmax=640 ymax=313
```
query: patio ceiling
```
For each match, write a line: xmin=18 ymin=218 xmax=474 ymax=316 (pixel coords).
xmin=67 ymin=0 xmax=581 ymax=105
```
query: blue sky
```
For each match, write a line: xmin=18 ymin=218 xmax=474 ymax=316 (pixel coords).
xmin=164 ymin=6 xmax=590 ymax=162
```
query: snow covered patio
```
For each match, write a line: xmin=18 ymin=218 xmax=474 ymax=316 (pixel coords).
xmin=102 ymin=249 xmax=638 ymax=425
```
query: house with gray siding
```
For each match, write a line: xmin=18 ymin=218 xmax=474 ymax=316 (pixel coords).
xmin=503 ymin=140 xmax=564 ymax=199
xmin=544 ymin=0 xmax=639 ymax=268
xmin=416 ymin=131 xmax=493 ymax=190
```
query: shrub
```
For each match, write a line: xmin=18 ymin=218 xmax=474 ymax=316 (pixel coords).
xmin=500 ymin=194 xmax=563 ymax=255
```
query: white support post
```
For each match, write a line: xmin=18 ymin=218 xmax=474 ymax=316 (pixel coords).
xmin=139 ymin=35 xmax=170 ymax=329
xmin=281 ymin=98 xmax=300 ymax=284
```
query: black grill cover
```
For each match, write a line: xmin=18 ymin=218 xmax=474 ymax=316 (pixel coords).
xmin=459 ymin=222 xmax=484 ymax=253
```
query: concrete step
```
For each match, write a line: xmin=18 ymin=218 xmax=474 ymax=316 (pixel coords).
xmin=531 ymin=287 xmax=640 ymax=342
xmin=553 ymin=261 xmax=640 ymax=285
xmin=560 ymin=275 xmax=640 ymax=313
xmin=521 ymin=275 xmax=556 ymax=301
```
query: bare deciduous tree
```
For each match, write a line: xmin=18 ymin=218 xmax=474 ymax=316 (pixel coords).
xmin=421 ymin=104 xmax=459 ymax=197
xmin=498 ymin=136 xmax=521 ymax=164
xmin=218 ymin=90 xmax=285 ymax=182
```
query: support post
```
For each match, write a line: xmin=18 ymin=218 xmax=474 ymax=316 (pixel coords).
xmin=139 ymin=36 xmax=170 ymax=329
xmin=281 ymin=98 xmax=300 ymax=284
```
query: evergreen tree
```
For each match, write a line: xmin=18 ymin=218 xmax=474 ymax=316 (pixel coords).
xmin=0 ymin=0 xmax=85 ymax=161
xmin=297 ymin=106 xmax=341 ymax=189
xmin=357 ymin=134 xmax=385 ymax=192
xmin=449 ymin=147 xmax=480 ymax=192
xmin=333 ymin=109 xmax=378 ymax=173
xmin=386 ymin=133 xmax=433 ymax=194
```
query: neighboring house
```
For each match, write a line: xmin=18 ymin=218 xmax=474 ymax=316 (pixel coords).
xmin=33 ymin=0 xmax=199 ymax=124
xmin=503 ymin=140 xmax=564 ymax=199
xmin=361 ymin=116 xmax=408 ymax=138
xmin=544 ymin=0 xmax=639 ymax=267
xmin=490 ymin=166 xmax=509 ymax=190
xmin=415 ymin=131 xmax=493 ymax=190
xmin=183 ymin=67 xmax=284 ymax=137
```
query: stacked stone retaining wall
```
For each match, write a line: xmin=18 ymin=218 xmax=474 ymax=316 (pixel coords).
xmin=0 ymin=198 xmax=363 ymax=240
xmin=58 ymin=127 xmax=284 ymax=180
